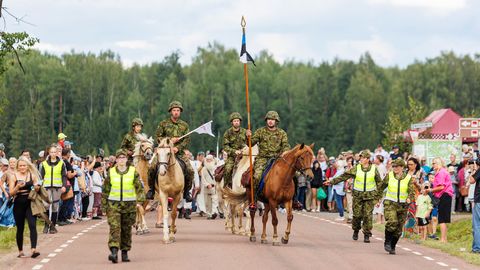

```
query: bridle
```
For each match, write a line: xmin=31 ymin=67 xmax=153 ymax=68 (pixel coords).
xmin=156 ymin=145 xmax=176 ymax=170
xmin=279 ymin=150 xmax=312 ymax=176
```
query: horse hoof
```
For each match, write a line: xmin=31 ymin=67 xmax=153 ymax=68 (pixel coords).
xmin=169 ymin=237 xmax=176 ymax=243
xmin=143 ymin=229 xmax=150 ymax=234
xmin=136 ymin=231 xmax=143 ymax=235
xmin=261 ymin=239 xmax=267 ymax=244
xmin=163 ymin=240 xmax=173 ymax=244
xmin=272 ymin=241 xmax=280 ymax=246
xmin=281 ymin=237 xmax=288 ymax=244
xmin=249 ymin=236 xmax=256 ymax=242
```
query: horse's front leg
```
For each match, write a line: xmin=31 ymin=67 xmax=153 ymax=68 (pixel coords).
xmin=169 ymin=195 xmax=181 ymax=242
xmin=159 ymin=192 xmax=170 ymax=244
xmin=271 ymin=202 xmax=280 ymax=246
xmin=142 ymin=201 xmax=150 ymax=233
xmin=261 ymin=202 xmax=270 ymax=244
xmin=282 ymin=199 xmax=293 ymax=244
xmin=248 ymin=189 xmax=256 ymax=242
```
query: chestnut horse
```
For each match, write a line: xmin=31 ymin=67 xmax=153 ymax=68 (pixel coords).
xmin=224 ymin=143 xmax=314 ymax=245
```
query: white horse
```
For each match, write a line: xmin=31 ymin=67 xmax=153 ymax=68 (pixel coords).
xmin=133 ymin=133 xmax=154 ymax=235
xmin=155 ymin=138 xmax=184 ymax=244
xmin=220 ymin=145 xmax=258 ymax=235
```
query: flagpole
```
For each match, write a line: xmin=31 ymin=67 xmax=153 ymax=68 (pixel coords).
xmin=241 ymin=16 xmax=255 ymax=209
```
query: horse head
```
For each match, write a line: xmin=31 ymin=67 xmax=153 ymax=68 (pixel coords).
xmin=134 ymin=133 xmax=154 ymax=161
xmin=294 ymin=143 xmax=315 ymax=178
xmin=156 ymin=138 xmax=174 ymax=176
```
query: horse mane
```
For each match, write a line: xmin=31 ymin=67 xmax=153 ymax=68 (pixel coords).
xmin=283 ymin=144 xmax=314 ymax=158
xmin=133 ymin=133 xmax=149 ymax=156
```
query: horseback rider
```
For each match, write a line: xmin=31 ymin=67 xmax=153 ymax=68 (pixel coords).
xmin=146 ymin=101 xmax=194 ymax=202
xmin=223 ymin=112 xmax=248 ymax=188
xmin=246 ymin=111 xmax=290 ymax=192
xmin=102 ymin=149 xmax=145 ymax=263
xmin=120 ymin=118 xmax=144 ymax=161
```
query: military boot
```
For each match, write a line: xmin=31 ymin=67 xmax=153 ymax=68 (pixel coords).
xmin=352 ymin=230 xmax=359 ymax=241
xmin=364 ymin=234 xmax=370 ymax=243
xmin=43 ymin=222 xmax=49 ymax=234
xmin=384 ymin=231 xmax=392 ymax=253
xmin=108 ymin=247 xmax=118 ymax=263
xmin=184 ymin=209 xmax=191 ymax=220
xmin=121 ymin=250 xmax=130 ymax=262
xmin=178 ymin=208 xmax=184 ymax=219
xmin=390 ymin=236 xmax=399 ymax=255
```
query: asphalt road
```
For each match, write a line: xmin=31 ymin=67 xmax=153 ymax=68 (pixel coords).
xmin=3 ymin=210 xmax=477 ymax=270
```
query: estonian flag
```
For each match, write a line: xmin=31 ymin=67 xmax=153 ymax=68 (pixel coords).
xmin=240 ymin=31 xmax=256 ymax=66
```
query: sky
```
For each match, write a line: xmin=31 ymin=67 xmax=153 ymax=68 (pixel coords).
xmin=4 ymin=0 xmax=480 ymax=67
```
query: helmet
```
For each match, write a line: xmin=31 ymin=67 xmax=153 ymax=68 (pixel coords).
xmin=168 ymin=101 xmax=183 ymax=112
xmin=131 ymin=118 xmax=144 ymax=127
xmin=264 ymin=111 xmax=280 ymax=122
xmin=359 ymin=150 xmax=371 ymax=159
xmin=229 ymin=112 xmax=242 ymax=122
xmin=115 ymin=149 xmax=128 ymax=158
xmin=392 ymin=159 xmax=406 ymax=167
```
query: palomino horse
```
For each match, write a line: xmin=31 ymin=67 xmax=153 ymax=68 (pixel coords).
xmin=224 ymin=143 xmax=314 ymax=245
xmin=133 ymin=134 xmax=155 ymax=235
xmin=219 ymin=145 xmax=258 ymax=235
xmin=155 ymin=138 xmax=184 ymax=243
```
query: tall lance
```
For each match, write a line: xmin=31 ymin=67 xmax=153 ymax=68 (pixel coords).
xmin=240 ymin=16 xmax=255 ymax=209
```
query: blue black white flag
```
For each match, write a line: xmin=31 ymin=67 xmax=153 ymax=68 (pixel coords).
xmin=240 ymin=30 xmax=256 ymax=66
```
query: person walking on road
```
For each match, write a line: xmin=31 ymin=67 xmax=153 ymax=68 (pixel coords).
xmin=378 ymin=159 xmax=415 ymax=254
xmin=102 ymin=149 xmax=145 ymax=263
xmin=325 ymin=150 xmax=383 ymax=243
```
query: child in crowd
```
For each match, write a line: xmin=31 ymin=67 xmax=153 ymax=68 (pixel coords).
xmin=416 ymin=182 xmax=433 ymax=240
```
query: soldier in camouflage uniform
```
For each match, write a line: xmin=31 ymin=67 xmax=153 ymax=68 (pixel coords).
xmin=378 ymin=159 xmax=415 ymax=255
xmin=326 ymin=150 xmax=383 ymax=243
xmin=247 ymin=111 xmax=290 ymax=190
xmin=120 ymin=118 xmax=144 ymax=161
xmin=102 ymin=149 xmax=145 ymax=263
xmin=223 ymin=112 xmax=247 ymax=188
xmin=146 ymin=101 xmax=194 ymax=202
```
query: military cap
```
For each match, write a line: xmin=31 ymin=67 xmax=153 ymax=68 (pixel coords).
xmin=115 ymin=149 xmax=128 ymax=158
xmin=264 ymin=111 xmax=280 ymax=122
xmin=359 ymin=150 xmax=371 ymax=159
xmin=168 ymin=101 xmax=183 ymax=112
xmin=229 ymin=112 xmax=243 ymax=122
xmin=131 ymin=118 xmax=144 ymax=127
xmin=392 ymin=159 xmax=406 ymax=167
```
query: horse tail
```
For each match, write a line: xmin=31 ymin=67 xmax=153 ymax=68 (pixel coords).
xmin=222 ymin=187 xmax=247 ymax=205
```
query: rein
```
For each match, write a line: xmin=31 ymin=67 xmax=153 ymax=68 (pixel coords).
xmin=278 ymin=151 xmax=311 ymax=176
xmin=156 ymin=146 xmax=177 ymax=170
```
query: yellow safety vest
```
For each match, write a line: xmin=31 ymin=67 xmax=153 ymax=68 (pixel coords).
xmin=108 ymin=166 xmax=136 ymax=202
xmin=385 ymin=172 xmax=411 ymax=203
xmin=42 ymin=160 xmax=64 ymax=188
xmin=353 ymin=164 xmax=377 ymax=192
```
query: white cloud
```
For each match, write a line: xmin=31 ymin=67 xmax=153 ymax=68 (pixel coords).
xmin=326 ymin=35 xmax=396 ymax=65
xmin=367 ymin=0 xmax=467 ymax=14
xmin=114 ymin=40 xmax=156 ymax=50
xmin=34 ymin=42 xmax=72 ymax=54
xmin=254 ymin=33 xmax=315 ymax=63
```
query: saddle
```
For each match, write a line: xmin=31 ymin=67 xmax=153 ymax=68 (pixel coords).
xmin=214 ymin=164 xmax=224 ymax=183
xmin=176 ymin=157 xmax=187 ymax=177
xmin=241 ymin=158 xmax=276 ymax=189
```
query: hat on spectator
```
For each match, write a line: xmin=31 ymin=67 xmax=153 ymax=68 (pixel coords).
xmin=328 ymin=156 xmax=335 ymax=161
xmin=447 ymin=166 xmax=455 ymax=173
xmin=115 ymin=149 xmax=128 ymax=158
xmin=93 ymin=162 xmax=102 ymax=169
xmin=38 ymin=150 xmax=45 ymax=158
xmin=0 ymin=143 xmax=4 ymax=151
xmin=65 ymin=141 xmax=74 ymax=146
xmin=392 ymin=145 xmax=399 ymax=149
xmin=392 ymin=159 xmax=406 ymax=167
xmin=58 ymin=133 xmax=67 ymax=140
xmin=0 ymin=158 xmax=8 ymax=166
xmin=359 ymin=150 xmax=371 ymax=159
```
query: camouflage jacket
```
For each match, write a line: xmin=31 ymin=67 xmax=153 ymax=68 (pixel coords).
xmin=120 ymin=131 xmax=138 ymax=153
xmin=101 ymin=166 xmax=145 ymax=210
xmin=251 ymin=127 xmax=290 ymax=159
xmin=378 ymin=171 xmax=416 ymax=202
xmin=155 ymin=118 xmax=190 ymax=157
xmin=223 ymin=127 xmax=247 ymax=158
xmin=331 ymin=164 xmax=383 ymax=200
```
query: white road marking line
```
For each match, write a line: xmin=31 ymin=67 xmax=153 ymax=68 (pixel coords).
xmin=47 ymin=253 xmax=57 ymax=258
xmin=402 ymin=247 xmax=411 ymax=251
xmin=32 ymin=265 xmax=43 ymax=270
xmin=54 ymin=249 xmax=62 ymax=252
xmin=82 ymin=230 xmax=88 ymax=232
xmin=67 ymin=240 xmax=74 ymax=243
xmin=72 ymin=236 xmax=79 ymax=239
xmin=40 ymin=259 xmax=50 ymax=263
xmin=436 ymin=262 xmax=448 ymax=267
xmin=60 ymin=244 xmax=68 ymax=248
xmin=77 ymin=233 xmax=84 ymax=236
xmin=397 ymin=245 xmax=402 ymax=247
xmin=412 ymin=251 xmax=422 ymax=255
xmin=375 ymin=237 xmax=383 ymax=241
xmin=451 ymin=268 xmax=459 ymax=270
xmin=423 ymin=256 xmax=434 ymax=261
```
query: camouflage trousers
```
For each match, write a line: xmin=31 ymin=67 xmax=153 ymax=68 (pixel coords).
xmin=223 ymin=157 xmax=236 ymax=188
xmin=352 ymin=196 xmax=375 ymax=236
xmin=253 ymin=157 xmax=269 ymax=189
xmin=107 ymin=201 xmax=136 ymax=251
xmin=383 ymin=200 xmax=408 ymax=238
